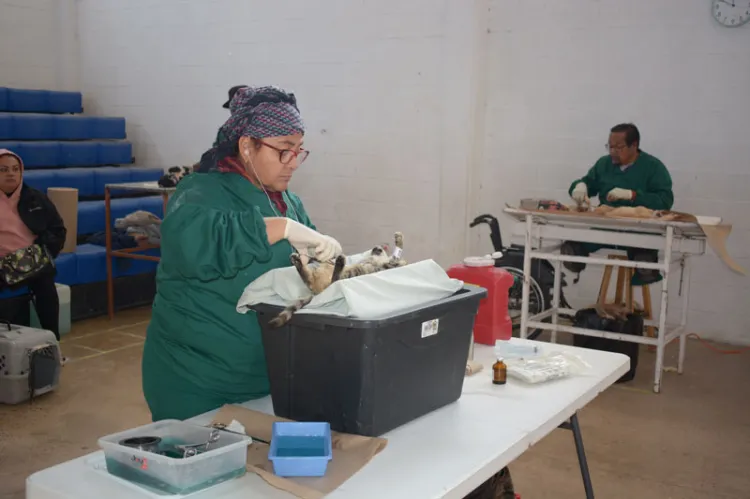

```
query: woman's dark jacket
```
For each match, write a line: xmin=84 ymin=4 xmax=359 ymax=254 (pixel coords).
xmin=16 ymin=183 xmax=67 ymax=259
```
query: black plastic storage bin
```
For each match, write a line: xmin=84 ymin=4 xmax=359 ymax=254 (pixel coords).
xmin=252 ymin=285 xmax=487 ymax=437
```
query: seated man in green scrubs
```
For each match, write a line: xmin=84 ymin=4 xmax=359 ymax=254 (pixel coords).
xmin=562 ymin=123 xmax=674 ymax=285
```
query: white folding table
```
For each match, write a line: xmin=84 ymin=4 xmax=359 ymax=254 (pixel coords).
xmin=26 ymin=339 xmax=629 ymax=499
xmin=503 ymin=207 xmax=709 ymax=394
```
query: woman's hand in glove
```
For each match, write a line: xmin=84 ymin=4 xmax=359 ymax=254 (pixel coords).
xmin=284 ymin=219 xmax=343 ymax=262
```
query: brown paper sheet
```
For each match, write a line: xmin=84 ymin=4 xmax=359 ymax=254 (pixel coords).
xmin=698 ymin=223 xmax=746 ymax=275
xmin=511 ymin=204 xmax=747 ymax=276
xmin=211 ymin=405 xmax=388 ymax=499
xmin=46 ymin=187 xmax=78 ymax=254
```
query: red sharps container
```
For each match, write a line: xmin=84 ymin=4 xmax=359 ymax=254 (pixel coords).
xmin=447 ymin=255 xmax=513 ymax=345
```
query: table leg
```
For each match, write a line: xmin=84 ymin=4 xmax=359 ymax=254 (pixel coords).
xmin=520 ymin=215 xmax=533 ymax=339
xmin=105 ymin=187 xmax=114 ymax=320
xmin=551 ymin=258 xmax=561 ymax=344
xmin=678 ymin=255 xmax=691 ymax=374
xmin=559 ymin=413 xmax=594 ymax=499
xmin=653 ymin=226 xmax=673 ymax=393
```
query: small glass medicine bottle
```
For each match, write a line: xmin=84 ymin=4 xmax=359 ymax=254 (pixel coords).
xmin=492 ymin=357 xmax=507 ymax=385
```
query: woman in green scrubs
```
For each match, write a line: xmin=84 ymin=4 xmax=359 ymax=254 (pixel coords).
xmin=142 ymin=86 xmax=342 ymax=421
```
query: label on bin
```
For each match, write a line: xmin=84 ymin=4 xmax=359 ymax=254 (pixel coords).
xmin=421 ymin=318 xmax=439 ymax=338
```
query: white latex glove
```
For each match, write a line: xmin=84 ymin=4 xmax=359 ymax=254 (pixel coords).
xmin=571 ymin=182 xmax=588 ymax=204
xmin=606 ymin=188 xmax=634 ymax=202
xmin=284 ymin=220 xmax=343 ymax=262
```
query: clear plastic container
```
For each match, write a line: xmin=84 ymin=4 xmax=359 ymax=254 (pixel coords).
xmin=98 ymin=419 xmax=252 ymax=495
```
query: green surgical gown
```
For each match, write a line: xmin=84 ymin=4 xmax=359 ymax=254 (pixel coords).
xmin=141 ymin=172 xmax=315 ymax=421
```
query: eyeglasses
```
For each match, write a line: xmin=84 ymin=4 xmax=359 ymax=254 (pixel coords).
xmin=258 ymin=140 xmax=310 ymax=166
xmin=605 ymin=144 xmax=628 ymax=152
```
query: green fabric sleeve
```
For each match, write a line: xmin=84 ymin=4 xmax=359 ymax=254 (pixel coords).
xmin=633 ymin=163 xmax=674 ymax=210
xmin=161 ymin=203 xmax=273 ymax=281
xmin=569 ymin=160 xmax=602 ymax=198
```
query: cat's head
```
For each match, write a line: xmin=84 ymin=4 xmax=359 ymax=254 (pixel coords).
xmin=369 ymin=245 xmax=390 ymax=264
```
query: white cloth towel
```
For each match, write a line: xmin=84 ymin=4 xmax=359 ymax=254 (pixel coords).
xmin=236 ymin=250 xmax=464 ymax=319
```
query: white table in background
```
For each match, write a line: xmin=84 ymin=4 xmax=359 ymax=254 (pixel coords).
xmin=26 ymin=339 xmax=628 ymax=499
xmin=504 ymin=207 xmax=708 ymax=393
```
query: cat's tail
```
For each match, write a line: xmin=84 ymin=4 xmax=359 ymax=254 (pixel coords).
xmin=268 ymin=296 xmax=314 ymax=329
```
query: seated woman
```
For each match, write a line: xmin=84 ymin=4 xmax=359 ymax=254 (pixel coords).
xmin=0 ymin=149 xmax=67 ymax=345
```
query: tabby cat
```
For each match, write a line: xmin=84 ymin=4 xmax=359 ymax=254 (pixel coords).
xmin=268 ymin=232 xmax=406 ymax=328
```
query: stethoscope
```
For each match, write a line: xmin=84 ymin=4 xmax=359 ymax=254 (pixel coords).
xmin=246 ymin=156 xmax=300 ymax=223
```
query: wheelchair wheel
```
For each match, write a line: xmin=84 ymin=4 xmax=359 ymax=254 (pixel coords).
xmin=500 ymin=266 xmax=552 ymax=340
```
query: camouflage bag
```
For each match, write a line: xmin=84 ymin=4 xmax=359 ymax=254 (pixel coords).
xmin=0 ymin=244 xmax=54 ymax=288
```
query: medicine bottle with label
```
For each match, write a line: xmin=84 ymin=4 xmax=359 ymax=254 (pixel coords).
xmin=492 ymin=357 xmax=507 ymax=385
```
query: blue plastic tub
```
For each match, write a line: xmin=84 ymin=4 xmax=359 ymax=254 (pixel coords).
xmin=268 ymin=422 xmax=332 ymax=477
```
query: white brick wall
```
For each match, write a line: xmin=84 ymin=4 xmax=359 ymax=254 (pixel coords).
xmin=0 ymin=0 xmax=79 ymax=91
xmin=74 ymin=0 xmax=478 ymax=268
xmin=68 ymin=0 xmax=750 ymax=345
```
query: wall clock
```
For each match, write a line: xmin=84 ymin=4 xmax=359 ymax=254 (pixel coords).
xmin=712 ymin=0 xmax=750 ymax=27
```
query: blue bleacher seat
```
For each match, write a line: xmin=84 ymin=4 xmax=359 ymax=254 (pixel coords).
xmin=90 ymin=117 xmax=126 ymax=140
xmin=22 ymin=170 xmax=58 ymax=193
xmin=7 ymin=89 xmax=47 ymax=113
xmin=11 ymin=114 xmax=55 ymax=140
xmin=98 ymin=142 xmax=132 ymax=165
xmin=0 ymin=113 xmax=128 ymax=140
xmin=13 ymin=114 xmax=54 ymax=140
xmin=16 ymin=141 xmax=61 ymax=167
xmin=74 ymin=244 xmax=108 ymax=285
xmin=110 ymin=198 xmax=143 ymax=224
xmin=22 ymin=167 xmax=163 ymax=197
xmin=47 ymin=91 xmax=83 ymax=114
xmin=54 ymin=115 xmax=92 ymax=140
xmin=93 ymin=166 xmax=132 ymax=192
xmin=0 ymin=140 xmax=134 ymax=167
xmin=56 ymin=169 xmax=96 ymax=197
xmin=138 ymin=196 xmax=164 ymax=218
xmin=0 ymin=88 xmax=83 ymax=114
xmin=77 ymin=202 xmax=102 ymax=235
xmin=68 ymin=244 xmax=159 ymax=285
xmin=0 ymin=114 xmax=11 ymax=139
xmin=60 ymin=142 xmax=98 ymax=167
xmin=55 ymin=253 xmax=78 ymax=285
xmin=129 ymin=168 xmax=162 ymax=183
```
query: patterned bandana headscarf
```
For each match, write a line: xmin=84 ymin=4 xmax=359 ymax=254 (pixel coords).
xmin=198 ymin=85 xmax=305 ymax=178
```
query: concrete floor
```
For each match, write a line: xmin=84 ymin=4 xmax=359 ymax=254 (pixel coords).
xmin=1 ymin=308 xmax=749 ymax=499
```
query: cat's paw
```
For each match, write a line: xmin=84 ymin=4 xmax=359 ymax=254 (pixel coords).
xmin=394 ymin=231 xmax=404 ymax=247
xmin=290 ymin=252 xmax=303 ymax=268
